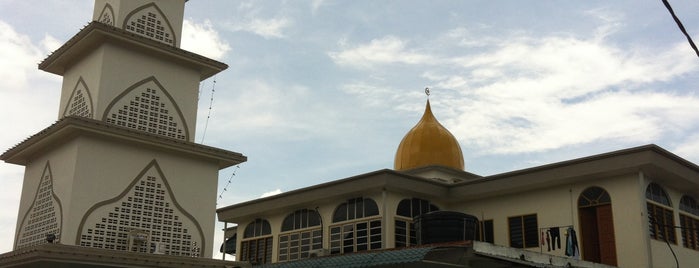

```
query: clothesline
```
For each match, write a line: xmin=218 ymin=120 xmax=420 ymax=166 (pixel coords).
xmin=538 ymin=225 xmax=579 ymax=259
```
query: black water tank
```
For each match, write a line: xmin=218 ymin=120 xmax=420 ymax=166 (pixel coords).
xmin=415 ymin=211 xmax=479 ymax=245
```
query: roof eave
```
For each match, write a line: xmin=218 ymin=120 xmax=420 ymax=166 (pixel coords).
xmin=1 ymin=117 xmax=246 ymax=169
xmin=216 ymin=169 xmax=451 ymax=222
xmin=38 ymin=22 xmax=227 ymax=80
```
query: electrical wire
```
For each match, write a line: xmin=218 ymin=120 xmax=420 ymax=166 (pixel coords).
xmin=217 ymin=165 xmax=240 ymax=205
xmin=661 ymin=0 xmax=699 ymax=59
xmin=200 ymin=76 xmax=217 ymax=144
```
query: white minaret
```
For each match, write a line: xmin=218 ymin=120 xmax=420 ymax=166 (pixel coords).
xmin=1 ymin=0 xmax=246 ymax=258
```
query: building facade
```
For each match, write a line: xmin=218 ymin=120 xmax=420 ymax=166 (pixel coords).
xmin=217 ymin=100 xmax=699 ymax=267
xmin=2 ymin=0 xmax=246 ymax=259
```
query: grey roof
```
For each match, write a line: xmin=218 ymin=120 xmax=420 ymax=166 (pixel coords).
xmin=254 ymin=247 xmax=438 ymax=268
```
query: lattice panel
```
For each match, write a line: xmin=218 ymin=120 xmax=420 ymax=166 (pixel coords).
xmin=65 ymin=82 xmax=93 ymax=118
xmin=79 ymin=167 xmax=201 ymax=256
xmin=16 ymin=164 xmax=61 ymax=249
xmin=99 ymin=10 xmax=113 ymax=26
xmin=105 ymin=86 xmax=186 ymax=140
xmin=125 ymin=8 xmax=174 ymax=46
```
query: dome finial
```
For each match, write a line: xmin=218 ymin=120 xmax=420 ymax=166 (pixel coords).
xmin=394 ymin=93 xmax=464 ymax=171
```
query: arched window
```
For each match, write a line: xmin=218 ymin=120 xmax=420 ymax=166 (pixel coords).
xmin=278 ymin=209 xmax=322 ymax=262
xmin=646 ymin=183 xmax=676 ymax=243
xmin=679 ymin=195 xmax=699 ymax=250
xmin=578 ymin=186 xmax=611 ymax=207
xmin=240 ymin=219 xmax=272 ymax=264
xmin=395 ymin=198 xmax=439 ymax=247
xmin=330 ymin=197 xmax=381 ymax=254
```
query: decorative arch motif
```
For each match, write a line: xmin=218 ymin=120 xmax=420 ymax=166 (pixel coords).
xmin=76 ymin=160 xmax=205 ymax=256
xmin=63 ymin=77 xmax=94 ymax=119
xmin=98 ymin=3 xmax=115 ymax=26
xmin=123 ymin=3 xmax=176 ymax=46
xmin=16 ymin=162 xmax=63 ymax=249
xmin=103 ymin=76 xmax=189 ymax=141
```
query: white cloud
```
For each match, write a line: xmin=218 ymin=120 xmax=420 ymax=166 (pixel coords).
xmin=0 ymin=20 xmax=61 ymax=254
xmin=310 ymin=0 xmax=325 ymax=15
xmin=182 ymin=19 xmax=231 ymax=60
xmin=328 ymin=36 xmax=433 ymax=68
xmin=0 ymin=20 xmax=44 ymax=90
xmin=337 ymin=21 xmax=699 ymax=155
xmin=226 ymin=5 xmax=293 ymax=39
xmin=440 ymin=37 xmax=699 ymax=154
xmin=260 ymin=189 xmax=282 ymax=198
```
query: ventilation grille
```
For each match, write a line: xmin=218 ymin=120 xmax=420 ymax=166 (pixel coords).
xmin=79 ymin=175 xmax=200 ymax=256
xmin=66 ymin=87 xmax=92 ymax=118
xmin=125 ymin=11 xmax=173 ymax=45
xmin=17 ymin=165 xmax=61 ymax=249
xmin=106 ymin=87 xmax=186 ymax=140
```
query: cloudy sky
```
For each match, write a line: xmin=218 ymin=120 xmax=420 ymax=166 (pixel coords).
xmin=1 ymin=0 xmax=698 ymax=258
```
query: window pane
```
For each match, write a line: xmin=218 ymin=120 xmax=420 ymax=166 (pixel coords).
xmin=508 ymin=216 xmax=523 ymax=248
xmin=281 ymin=215 xmax=294 ymax=232
xmin=309 ymin=211 xmax=321 ymax=227
xmin=333 ymin=204 xmax=347 ymax=222
xmin=523 ymin=215 xmax=539 ymax=247
xmin=397 ymin=199 xmax=411 ymax=217
xmin=365 ymin=199 xmax=379 ymax=216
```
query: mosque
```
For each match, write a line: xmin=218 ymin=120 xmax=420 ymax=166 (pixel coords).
xmin=1 ymin=1 xmax=698 ymax=268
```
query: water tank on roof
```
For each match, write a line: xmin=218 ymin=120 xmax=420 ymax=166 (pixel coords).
xmin=415 ymin=211 xmax=479 ymax=245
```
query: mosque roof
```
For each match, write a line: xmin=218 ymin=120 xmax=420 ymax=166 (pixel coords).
xmin=394 ymin=99 xmax=464 ymax=171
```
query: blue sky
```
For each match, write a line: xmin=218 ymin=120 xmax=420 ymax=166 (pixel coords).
xmin=1 ymin=0 xmax=698 ymax=258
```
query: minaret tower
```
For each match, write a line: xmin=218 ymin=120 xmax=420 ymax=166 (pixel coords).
xmin=1 ymin=0 xmax=246 ymax=258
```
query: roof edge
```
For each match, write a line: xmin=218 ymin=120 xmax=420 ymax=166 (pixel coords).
xmin=38 ymin=22 xmax=227 ymax=80
xmin=1 ymin=116 xmax=246 ymax=169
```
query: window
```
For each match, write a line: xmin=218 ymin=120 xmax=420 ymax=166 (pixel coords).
xmin=278 ymin=209 xmax=322 ymax=262
xmin=679 ymin=195 xmax=699 ymax=250
xmin=508 ymin=214 xmax=538 ymax=248
xmin=240 ymin=219 xmax=272 ymax=264
xmin=332 ymin=197 xmax=379 ymax=223
xmin=477 ymin=220 xmax=494 ymax=243
xmin=394 ymin=198 xmax=439 ymax=247
xmin=578 ymin=186 xmax=611 ymax=208
xmin=330 ymin=198 xmax=381 ymax=254
xmin=646 ymin=183 xmax=676 ymax=243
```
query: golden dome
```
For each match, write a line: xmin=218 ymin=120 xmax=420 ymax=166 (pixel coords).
xmin=394 ymin=100 xmax=464 ymax=171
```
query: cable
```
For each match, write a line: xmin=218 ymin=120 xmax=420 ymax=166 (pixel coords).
xmin=661 ymin=0 xmax=699 ymax=59
xmin=650 ymin=216 xmax=679 ymax=268
xmin=200 ymin=75 xmax=217 ymax=144
xmin=217 ymin=165 xmax=240 ymax=205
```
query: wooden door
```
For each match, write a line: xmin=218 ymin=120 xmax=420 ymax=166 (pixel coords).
xmin=580 ymin=207 xmax=600 ymax=262
xmin=596 ymin=204 xmax=617 ymax=266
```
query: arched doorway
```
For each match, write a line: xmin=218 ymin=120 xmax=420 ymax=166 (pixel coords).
xmin=578 ymin=186 xmax=617 ymax=266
